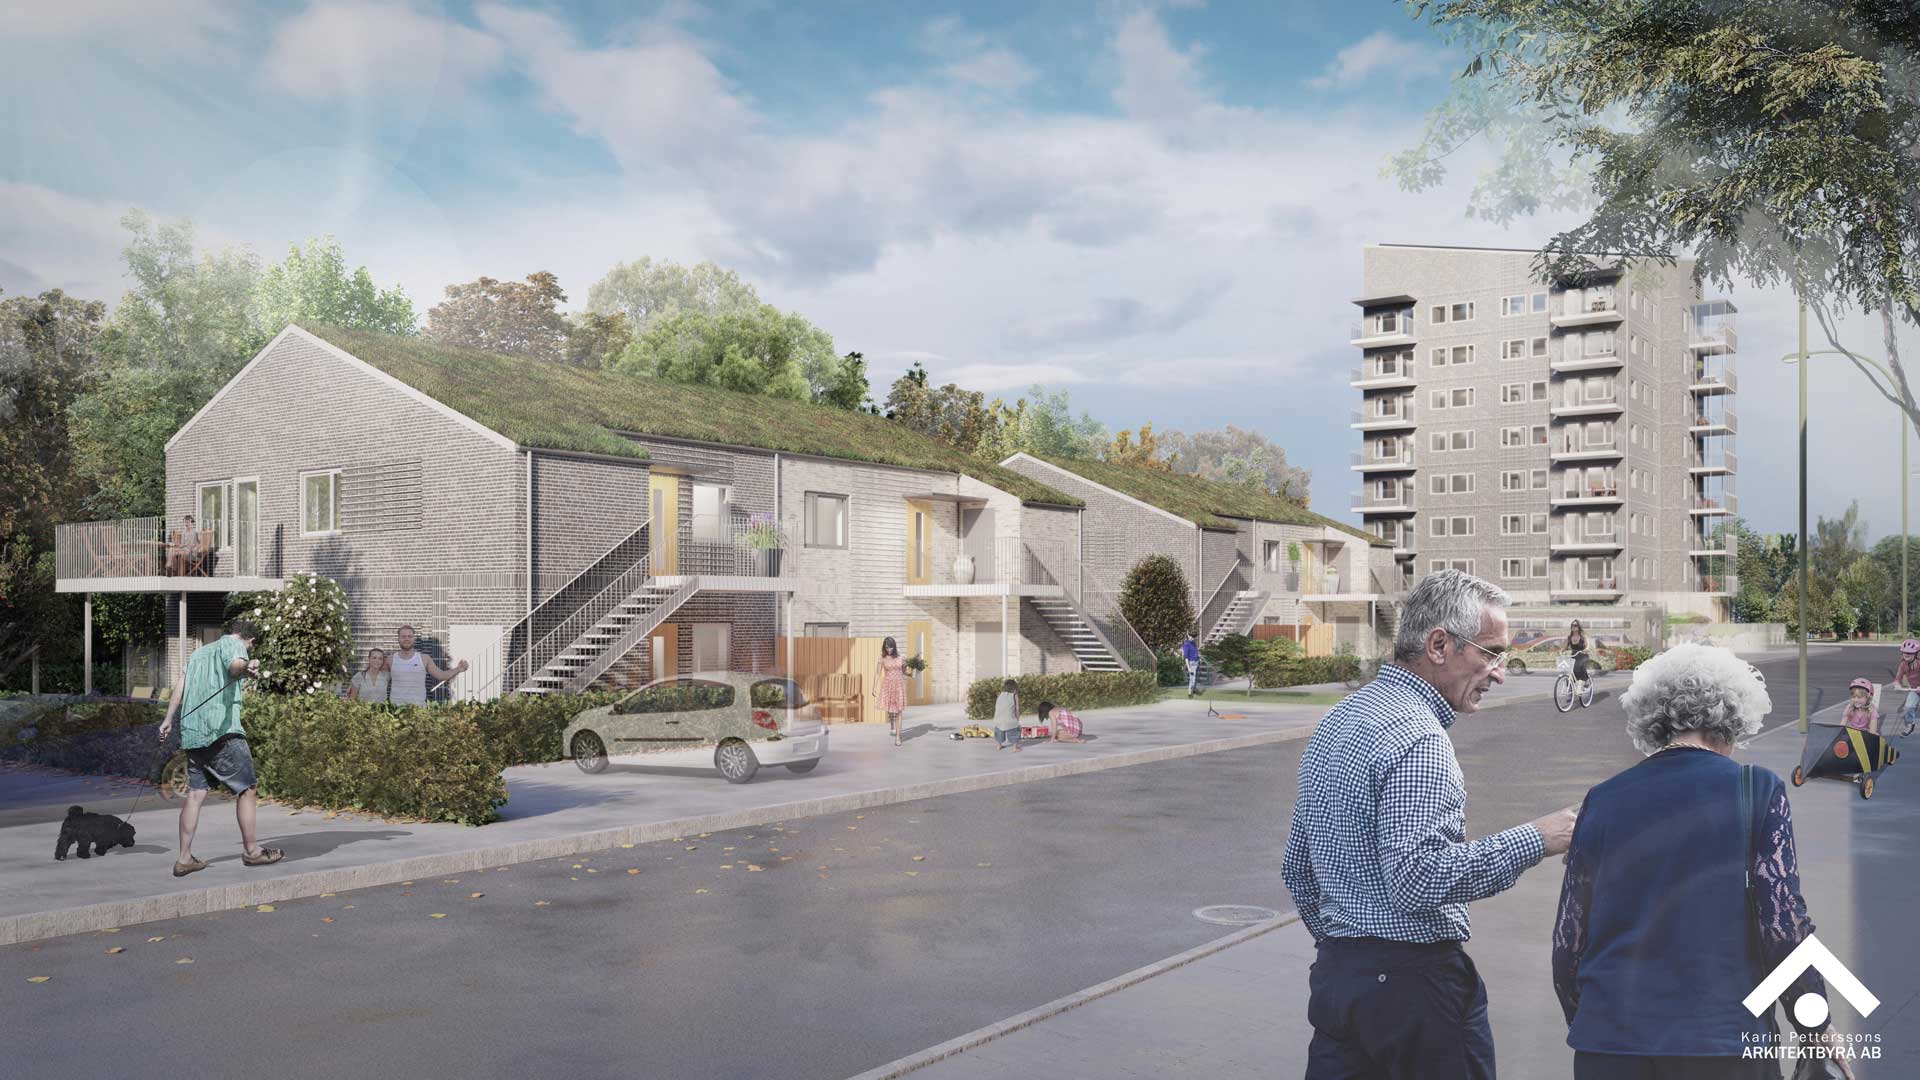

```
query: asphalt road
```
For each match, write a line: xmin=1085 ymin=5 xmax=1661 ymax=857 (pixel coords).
xmin=0 ymin=645 xmax=1907 ymax=1080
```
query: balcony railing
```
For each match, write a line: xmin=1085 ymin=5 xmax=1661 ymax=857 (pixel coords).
xmin=1351 ymin=359 xmax=1413 ymax=382
xmin=1689 ymin=449 xmax=1739 ymax=472
xmin=1554 ymin=437 xmax=1620 ymax=456
xmin=1695 ymin=574 xmax=1737 ymax=594
xmin=1350 ymin=315 xmax=1412 ymax=340
xmin=1690 ymin=365 xmax=1738 ymax=392
xmin=1559 ymin=577 xmax=1621 ymax=592
xmin=1351 ymin=491 xmax=1416 ymax=513
xmin=55 ymin=517 xmax=280 ymax=580
xmin=1555 ymin=485 xmax=1621 ymax=501
xmin=1555 ymin=530 xmax=1620 ymax=547
xmin=675 ymin=512 xmax=799 ymax=577
xmin=1350 ymin=401 xmax=1415 ymax=426
xmin=1691 ymin=493 xmax=1740 ymax=514
xmin=916 ymin=535 xmax=1067 ymax=591
xmin=1691 ymin=405 xmax=1738 ymax=429
xmin=1350 ymin=448 xmax=1415 ymax=469
xmin=1689 ymin=322 xmax=1738 ymax=352
xmin=1556 ymin=392 xmax=1620 ymax=410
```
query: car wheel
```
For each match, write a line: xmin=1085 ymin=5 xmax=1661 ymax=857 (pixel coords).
xmin=1507 ymin=658 xmax=1528 ymax=676
xmin=1861 ymin=777 xmax=1874 ymax=800
xmin=571 ymin=731 xmax=608 ymax=774
xmin=785 ymin=759 xmax=820 ymax=774
xmin=716 ymin=739 xmax=759 ymax=784
xmin=1791 ymin=765 xmax=1804 ymax=786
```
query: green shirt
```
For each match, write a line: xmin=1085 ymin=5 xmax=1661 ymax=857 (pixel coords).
xmin=181 ymin=634 xmax=249 ymax=749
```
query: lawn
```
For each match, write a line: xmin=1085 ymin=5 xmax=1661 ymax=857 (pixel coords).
xmin=1157 ymin=686 xmax=1350 ymax=707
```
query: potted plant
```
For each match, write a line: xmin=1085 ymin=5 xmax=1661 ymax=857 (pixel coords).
xmin=736 ymin=513 xmax=783 ymax=576
xmin=904 ymin=654 xmax=927 ymax=689
xmin=1324 ymin=563 xmax=1341 ymax=593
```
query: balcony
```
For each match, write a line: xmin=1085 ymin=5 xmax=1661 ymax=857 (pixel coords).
xmin=1550 ymin=393 xmax=1624 ymax=419
xmin=1549 ymin=531 xmax=1624 ymax=554
xmin=1689 ymin=536 xmax=1737 ymax=557
xmin=1688 ymin=449 xmax=1738 ymax=475
xmin=1550 ymin=439 xmax=1623 ymax=462
xmin=1554 ymin=578 xmax=1624 ymax=599
xmin=1350 ymin=447 xmax=1416 ymax=472
xmin=1689 ymin=322 xmax=1738 ymax=354
xmin=1550 ymin=486 xmax=1624 ymax=508
xmin=653 ymin=512 xmax=798 ymax=591
xmin=1350 ymin=402 xmax=1416 ymax=431
xmin=1550 ymin=296 xmax=1624 ymax=329
xmin=1350 ymin=359 xmax=1417 ymax=389
xmin=902 ymin=536 xmax=1067 ymax=599
xmin=1690 ymin=366 xmax=1737 ymax=394
xmin=54 ymin=517 xmax=286 ymax=593
xmin=1550 ymin=352 xmax=1624 ymax=374
xmin=1349 ymin=317 xmax=1416 ymax=348
xmin=1689 ymin=494 xmax=1739 ymax=516
xmin=1695 ymin=574 xmax=1737 ymax=596
xmin=1351 ymin=491 xmax=1417 ymax=515
xmin=1689 ymin=406 xmax=1737 ymax=434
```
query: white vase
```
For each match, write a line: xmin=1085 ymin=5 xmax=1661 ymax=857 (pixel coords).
xmin=953 ymin=555 xmax=977 ymax=585
xmin=1325 ymin=570 xmax=1341 ymax=593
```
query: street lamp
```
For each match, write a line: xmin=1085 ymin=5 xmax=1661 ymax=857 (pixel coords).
xmin=1781 ymin=311 xmax=1910 ymax=732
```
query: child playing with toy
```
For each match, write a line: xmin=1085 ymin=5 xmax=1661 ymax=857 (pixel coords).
xmin=1037 ymin=701 xmax=1085 ymax=743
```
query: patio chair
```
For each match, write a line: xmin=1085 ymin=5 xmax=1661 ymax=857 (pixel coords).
xmin=181 ymin=529 xmax=215 ymax=577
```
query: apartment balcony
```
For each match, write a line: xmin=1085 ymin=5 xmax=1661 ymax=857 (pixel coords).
xmin=1550 ymin=440 xmax=1624 ymax=463
xmin=1689 ymin=537 xmax=1737 ymax=557
xmin=1553 ymin=578 xmax=1624 ymax=599
xmin=1351 ymin=491 xmax=1417 ymax=515
xmin=1695 ymin=573 xmax=1737 ymax=596
xmin=902 ymin=536 xmax=1067 ymax=599
xmin=1349 ymin=318 xmax=1416 ymax=348
xmin=1689 ymin=367 xmax=1737 ymax=394
xmin=1550 ymin=486 xmax=1624 ymax=509
xmin=1689 ymin=323 xmax=1738 ymax=354
xmin=1550 ymin=393 xmax=1624 ymax=419
xmin=1548 ymin=532 xmax=1624 ymax=554
xmin=54 ymin=517 xmax=286 ymax=593
xmin=1688 ymin=449 xmax=1738 ymax=475
xmin=652 ymin=513 xmax=801 ymax=592
xmin=1550 ymin=352 xmax=1624 ymax=374
xmin=1350 ymin=360 xmax=1417 ymax=389
xmin=1550 ymin=297 xmax=1625 ymax=329
xmin=1350 ymin=448 xmax=1416 ymax=472
xmin=1689 ymin=406 xmax=1737 ymax=434
xmin=1689 ymin=493 xmax=1740 ymax=516
xmin=1350 ymin=403 xmax=1416 ymax=431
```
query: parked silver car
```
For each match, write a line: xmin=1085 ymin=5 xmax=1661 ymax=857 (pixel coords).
xmin=564 ymin=672 xmax=828 ymax=783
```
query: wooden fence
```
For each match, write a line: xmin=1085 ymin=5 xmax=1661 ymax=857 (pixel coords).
xmin=1251 ymin=623 xmax=1337 ymax=657
xmin=774 ymin=636 xmax=885 ymax=724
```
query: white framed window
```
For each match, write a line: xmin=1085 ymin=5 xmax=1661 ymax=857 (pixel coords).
xmin=1452 ymin=388 xmax=1473 ymax=407
xmin=1452 ymin=516 xmax=1474 ymax=536
xmin=1502 ymin=426 xmax=1525 ymax=448
xmin=692 ymin=483 xmax=731 ymax=541
xmin=1532 ymin=336 xmax=1549 ymax=357
xmin=1431 ymin=305 xmax=1448 ymax=325
xmin=1430 ymin=559 xmax=1449 ymax=573
xmin=1500 ymin=294 xmax=1528 ymax=317
xmin=1501 ymin=471 xmax=1524 ymax=491
xmin=1531 ymin=556 xmax=1549 ymax=577
xmin=804 ymin=492 xmax=849 ymax=548
xmin=1532 ymin=291 xmax=1548 ymax=313
xmin=1450 ymin=430 xmax=1474 ymax=451
xmin=1502 ymin=557 xmax=1526 ymax=578
xmin=1502 ymin=383 xmax=1525 ymax=404
xmin=1630 ymin=334 xmax=1640 ymax=356
xmin=1450 ymin=344 xmax=1475 ymax=365
xmin=804 ymin=622 xmax=849 ymax=637
xmin=1531 ymin=425 xmax=1548 ymax=446
xmin=1532 ymin=380 xmax=1549 ymax=402
xmin=1630 ymin=378 xmax=1639 ymax=400
xmin=1451 ymin=302 xmax=1475 ymax=322
xmin=1451 ymin=474 xmax=1473 ymax=494
xmin=1501 ymin=514 xmax=1525 ymax=535
xmin=1448 ymin=559 xmax=1475 ymax=574
xmin=1432 ymin=473 xmax=1449 ymax=495
xmin=1430 ymin=431 xmax=1448 ymax=453
xmin=1503 ymin=339 xmax=1528 ymax=360
xmin=197 ymin=481 xmax=230 ymax=549
xmin=1432 ymin=517 xmax=1449 ymax=537
xmin=1631 ymin=424 xmax=1640 ymax=446
xmin=1532 ymin=469 xmax=1547 ymax=489
xmin=1531 ymin=512 xmax=1548 ymax=534
xmin=300 ymin=470 xmax=341 ymax=537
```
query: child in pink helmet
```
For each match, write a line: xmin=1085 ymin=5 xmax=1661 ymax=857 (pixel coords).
xmin=1895 ymin=639 xmax=1920 ymax=731
xmin=1843 ymin=678 xmax=1882 ymax=733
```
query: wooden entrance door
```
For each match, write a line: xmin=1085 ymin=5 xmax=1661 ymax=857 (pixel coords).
xmin=649 ymin=474 xmax=680 ymax=575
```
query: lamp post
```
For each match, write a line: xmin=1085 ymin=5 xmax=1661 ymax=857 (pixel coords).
xmin=1780 ymin=321 xmax=1908 ymax=732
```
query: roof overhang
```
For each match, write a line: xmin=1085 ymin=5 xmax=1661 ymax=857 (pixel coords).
xmin=1352 ymin=292 xmax=1416 ymax=307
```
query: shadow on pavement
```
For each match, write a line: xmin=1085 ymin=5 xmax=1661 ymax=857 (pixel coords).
xmin=200 ymin=828 xmax=411 ymax=866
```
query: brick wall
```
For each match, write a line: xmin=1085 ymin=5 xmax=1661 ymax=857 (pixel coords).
xmin=530 ymin=452 xmax=650 ymax=603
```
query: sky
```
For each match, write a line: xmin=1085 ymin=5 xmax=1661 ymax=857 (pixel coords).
xmin=3 ymin=0 xmax=1916 ymax=544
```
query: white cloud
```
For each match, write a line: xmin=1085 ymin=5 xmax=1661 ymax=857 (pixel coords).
xmin=5 ymin=0 xmax=238 ymax=50
xmin=920 ymin=16 xmax=1037 ymax=93
xmin=0 ymin=183 xmax=140 ymax=303
xmin=1309 ymin=31 xmax=1451 ymax=91
xmin=265 ymin=1 xmax=505 ymax=104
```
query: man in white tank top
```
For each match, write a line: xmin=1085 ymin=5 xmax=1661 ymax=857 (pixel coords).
xmin=389 ymin=625 xmax=469 ymax=706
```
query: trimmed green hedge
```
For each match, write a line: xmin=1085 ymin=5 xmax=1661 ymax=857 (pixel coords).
xmin=0 ymin=700 xmax=172 ymax=781
xmin=1252 ymin=655 xmax=1362 ymax=689
xmin=965 ymin=671 xmax=1159 ymax=720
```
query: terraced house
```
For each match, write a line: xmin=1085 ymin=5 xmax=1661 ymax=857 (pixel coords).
xmin=52 ymin=325 xmax=1393 ymax=709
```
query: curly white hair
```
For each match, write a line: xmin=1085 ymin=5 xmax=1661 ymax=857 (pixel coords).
xmin=1618 ymin=643 xmax=1771 ymax=754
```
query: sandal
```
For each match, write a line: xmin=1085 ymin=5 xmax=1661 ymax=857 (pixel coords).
xmin=242 ymin=847 xmax=285 ymax=866
xmin=172 ymin=856 xmax=209 ymax=877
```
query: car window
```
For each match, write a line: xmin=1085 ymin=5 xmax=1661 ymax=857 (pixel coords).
xmin=616 ymin=680 xmax=735 ymax=714
xmin=751 ymin=679 xmax=807 ymax=709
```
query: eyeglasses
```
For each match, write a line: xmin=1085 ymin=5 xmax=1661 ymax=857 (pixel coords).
xmin=1449 ymin=631 xmax=1510 ymax=670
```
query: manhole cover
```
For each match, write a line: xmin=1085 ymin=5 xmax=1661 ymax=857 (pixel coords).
xmin=1193 ymin=905 xmax=1280 ymax=926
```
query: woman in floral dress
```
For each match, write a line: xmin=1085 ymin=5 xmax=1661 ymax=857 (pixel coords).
xmin=874 ymin=636 xmax=908 ymax=747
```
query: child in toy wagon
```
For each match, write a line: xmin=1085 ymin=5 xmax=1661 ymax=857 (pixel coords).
xmin=1036 ymin=701 xmax=1086 ymax=743
xmin=1842 ymin=677 xmax=1883 ymax=733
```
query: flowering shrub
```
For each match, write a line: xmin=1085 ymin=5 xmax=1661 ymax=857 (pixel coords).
xmin=244 ymin=572 xmax=356 ymax=696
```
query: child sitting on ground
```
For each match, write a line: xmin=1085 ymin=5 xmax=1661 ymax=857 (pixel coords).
xmin=1036 ymin=701 xmax=1085 ymax=743
xmin=1842 ymin=677 xmax=1883 ymax=734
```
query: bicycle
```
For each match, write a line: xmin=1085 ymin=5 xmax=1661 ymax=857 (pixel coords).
xmin=1553 ymin=653 xmax=1595 ymax=712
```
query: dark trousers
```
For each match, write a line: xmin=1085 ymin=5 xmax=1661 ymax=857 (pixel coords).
xmin=1573 ymin=1052 xmax=1779 ymax=1080
xmin=1305 ymin=937 xmax=1495 ymax=1080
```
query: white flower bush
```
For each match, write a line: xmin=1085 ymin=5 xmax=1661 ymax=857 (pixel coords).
xmin=244 ymin=575 xmax=355 ymax=696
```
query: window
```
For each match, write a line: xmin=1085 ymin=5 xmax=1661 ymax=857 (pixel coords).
xmin=1502 ymin=426 xmax=1525 ymax=448
xmin=1451 ymin=474 xmax=1473 ymax=494
xmin=1451 ymin=430 xmax=1474 ymax=451
xmin=1448 ymin=559 xmax=1475 ymax=574
xmin=1630 ymin=334 xmax=1640 ymax=356
xmin=1501 ymin=514 xmax=1525 ymax=536
xmin=1532 ymin=336 xmax=1549 ymax=357
xmin=692 ymin=483 xmax=730 ymax=541
xmin=1432 ymin=473 xmax=1449 ymax=495
xmin=1532 ymin=291 xmax=1549 ymax=313
xmin=197 ymin=481 xmax=229 ymax=548
xmin=803 ymin=492 xmax=848 ymax=548
xmin=1264 ymin=540 xmax=1285 ymax=572
xmin=1451 ymin=302 xmax=1475 ymax=322
xmin=1431 ymin=559 xmax=1448 ymax=573
xmin=1630 ymin=378 xmax=1639 ymax=401
xmin=1531 ymin=469 xmax=1548 ymax=489
xmin=1450 ymin=345 xmax=1474 ymax=365
xmin=1502 ymin=557 xmax=1526 ymax=578
xmin=1502 ymin=471 xmax=1524 ymax=491
xmin=300 ymin=471 xmax=341 ymax=536
xmin=1452 ymin=388 xmax=1473 ymax=407
xmin=1532 ymin=381 xmax=1548 ymax=402
xmin=1431 ymin=347 xmax=1448 ymax=368
xmin=1432 ymin=517 xmax=1449 ymax=537
xmin=1503 ymin=339 xmax=1528 ymax=360
xmin=1502 ymin=383 xmax=1525 ymax=404
xmin=1452 ymin=516 xmax=1473 ymax=536
xmin=1431 ymin=432 xmax=1448 ymax=453
xmin=804 ymin=623 xmax=849 ymax=637
xmin=1501 ymin=294 xmax=1528 ymax=316
xmin=1631 ymin=424 xmax=1640 ymax=446
xmin=1531 ymin=513 xmax=1548 ymax=534
xmin=1531 ymin=556 xmax=1549 ymax=577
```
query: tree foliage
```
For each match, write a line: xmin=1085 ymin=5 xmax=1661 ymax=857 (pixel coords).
xmin=0 ymin=289 xmax=105 ymax=541
xmin=256 ymin=236 xmax=416 ymax=339
xmin=975 ymin=385 xmax=1109 ymax=463
xmin=585 ymin=257 xmax=762 ymax=335
xmin=1119 ymin=554 xmax=1195 ymax=653
xmin=1159 ymin=425 xmax=1311 ymax=499
xmin=1399 ymin=1 xmax=1920 ymax=435
xmin=426 ymin=271 xmax=570 ymax=362
xmin=241 ymin=572 xmax=356 ymax=696
xmin=1104 ymin=422 xmax=1175 ymax=471
xmin=563 ymin=311 xmax=634 ymax=368
xmin=884 ymin=362 xmax=993 ymax=453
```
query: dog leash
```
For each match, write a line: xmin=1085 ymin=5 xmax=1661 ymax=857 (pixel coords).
xmin=116 ymin=671 xmax=244 ymax=825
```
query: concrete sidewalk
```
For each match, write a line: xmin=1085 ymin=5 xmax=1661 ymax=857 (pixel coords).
xmin=866 ymin=697 xmax=1916 ymax=1080
xmin=0 ymin=696 xmax=1325 ymax=945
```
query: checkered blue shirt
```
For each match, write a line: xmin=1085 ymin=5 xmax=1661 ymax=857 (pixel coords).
xmin=1282 ymin=663 xmax=1545 ymax=943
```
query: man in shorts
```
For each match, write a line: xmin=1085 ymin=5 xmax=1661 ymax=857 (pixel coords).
xmin=157 ymin=618 xmax=284 ymax=877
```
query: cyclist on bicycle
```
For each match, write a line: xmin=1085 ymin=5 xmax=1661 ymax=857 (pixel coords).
xmin=1893 ymin=639 xmax=1920 ymax=734
xmin=1566 ymin=619 xmax=1592 ymax=693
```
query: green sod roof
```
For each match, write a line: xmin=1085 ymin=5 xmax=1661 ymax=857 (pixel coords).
xmin=1022 ymin=453 xmax=1387 ymax=545
xmin=303 ymin=325 xmax=1080 ymax=507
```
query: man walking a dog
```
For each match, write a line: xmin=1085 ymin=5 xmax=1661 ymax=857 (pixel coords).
xmin=157 ymin=619 xmax=284 ymax=877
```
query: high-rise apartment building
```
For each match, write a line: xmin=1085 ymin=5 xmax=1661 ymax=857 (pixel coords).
xmin=1349 ymin=243 xmax=1737 ymax=619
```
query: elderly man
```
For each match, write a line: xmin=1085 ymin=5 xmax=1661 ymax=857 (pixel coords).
xmin=1282 ymin=569 xmax=1579 ymax=1079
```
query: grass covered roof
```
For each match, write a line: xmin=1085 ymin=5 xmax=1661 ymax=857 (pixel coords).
xmin=304 ymin=325 xmax=1080 ymax=507
xmin=1021 ymin=453 xmax=1387 ymax=545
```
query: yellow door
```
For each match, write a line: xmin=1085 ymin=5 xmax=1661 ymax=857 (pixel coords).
xmin=905 ymin=500 xmax=933 ymax=586
xmin=650 ymin=474 xmax=680 ymax=575
xmin=906 ymin=619 xmax=932 ymax=705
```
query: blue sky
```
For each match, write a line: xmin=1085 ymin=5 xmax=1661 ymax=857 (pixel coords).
xmin=3 ymin=1 xmax=1910 ymax=543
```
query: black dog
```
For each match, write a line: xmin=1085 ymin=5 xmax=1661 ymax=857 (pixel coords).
xmin=55 ymin=806 xmax=136 ymax=860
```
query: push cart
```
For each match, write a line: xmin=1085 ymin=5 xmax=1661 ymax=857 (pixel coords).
xmin=1792 ymin=683 xmax=1904 ymax=800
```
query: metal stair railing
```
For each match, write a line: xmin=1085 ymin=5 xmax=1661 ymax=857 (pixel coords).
xmin=559 ymin=574 xmax=699 ymax=692
xmin=1077 ymin=588 xmax=1157 ymax=671
xmin=466 ymin=518 xmax=651 ymax=699
xmin=1026 ymin=554 xmax=1134 ymax=672
xmin=1198 ymin=555 xmax=1251 ymax=641
xmin=519 ymin=550 xmax=659 ymax=692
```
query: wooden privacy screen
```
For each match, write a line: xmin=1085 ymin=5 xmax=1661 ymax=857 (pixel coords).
xmin=1249 ymin=623 xmax=1335 ymax=656
xmin=775 ymin=636 xmax=884 ymax=724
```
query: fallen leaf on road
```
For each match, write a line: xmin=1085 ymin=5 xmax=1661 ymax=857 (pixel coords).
xmin=102 ymin=927 xmax=120 ymax=933
xmin=105 ymin=947 xmax=125 ymax=954
xmin=534 ymin=901 xmax=550 ymax=906
xmin=569 ymin=876 xmax=578 ymax=881
xmin=904 ymin=871 xmax=919 ymax=877
xmin=399 ymin=891 xmax=414 ymax=896
xmin=429 ymin=913 xmax=447 ymax=919
xmin=976 ymin=863 xmax=992 ymax=868
xmin=684 ymin=846 xmax=698 ymax=851
xmin=695 ymin=888 xmax=709 ymax=894
xmin=321 ymin=917 xmax=334 ymax=924
xmin=747 ymin=865 xmax=763 ymax=872
xmin=148 ymin=937 xmax=165 ymax=942
xmin=912 ymin=856 xmax=925 ymax=862
xmin=620 ymin=843 xmax=634 ymax=849
xmin=319 ymin=893 xmax=335 ymax=898
xmin=834 ymin=847 xmax=846 ymax=852
xmin=847 ymin=826 xmax=857 ymax=831
xmin=626 ymin=869 xmax=639 ymax=875
xmin=572 ymin=864 xmax=583 ymax=869
xmin=468 ymin=893 xmax=484 ymax=899
xmin=256 ymin=904 xmax=276 ymax=912
xmin=720 ymin=864 xmax=734 ymax=870
xmin=343 ymin=905 xmax=355 ymax=910
xmin=27 ymin=976 xmax=50 ymax=983
xmin=401 ymin=881 xmax=414 ymax=886
xmin=175 ymin=958 xmax=193 ymax=965
xmin=723 ymin=847 xmax=735 ymax=852
xmin=698 ymin=833 xmax=709 ymax=838
xmin=855 ymin=815 xmax=865 ymax=820
xmin=443 ymin=879 xmax=460 ymax=884
xmin=779 ymin=857 xmax=793 ymax=862
xmin=586 ymin=869 xmax=598 ymax=874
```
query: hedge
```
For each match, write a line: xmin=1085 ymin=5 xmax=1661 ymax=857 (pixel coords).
xmin=965 ymin=671 xmax=1159 ymax=720
xmin=1252 ymin=655 xmax=1362 ymax=689
xmin=1155 ymin=652 xmax=1188 ymax=687
xmin=0 ymin=700 xmax=172 ymax=781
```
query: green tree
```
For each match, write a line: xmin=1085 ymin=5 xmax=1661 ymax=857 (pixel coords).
xmin=1159 ymin=426 xmax=1310 ymax=499
xmin=1839 ymin=554 xmax=1892 ymax=633
xmin=256 ymin=236 xmax=416 ymax=338
xmin=426 ymin=272 xmax=570 ymax=362
xmin=1119 ymin=554 xmax=1195 ymax=653
xmin=975 ymin=386 xmax=1108 ymax=463
xmin=816 ymin=350 xmax=873 ymax=411
xmin=1398 ymin=1 xmax=1920 ymax=436
xmin=884 ymin=362 xmax=992 ymax=453
xmin=1104 ymin=422 xmax=1176 ymax=471
xmin=613 ymin=306 xmax=832 ymax=404
xmin=585 ymin=257 xmax=762 ymax=334
xmin=563 ymin=311 xmax=634 ymax=368
xmin=1868 ymin=533 xmax=1920 ymax=633
xmin=0 ymin=289 xmax=106 ymax=541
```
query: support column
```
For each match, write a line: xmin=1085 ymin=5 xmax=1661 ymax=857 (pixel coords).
xmin=1001 ymin=593 xmax=1010 ymax=679
xmin=82 ymin=595 xmax=93 ymax=696
xmin=179 ymin=593 xmax=189 ymax=684
xmin=784 ymin=593 xmax=794 ymax=681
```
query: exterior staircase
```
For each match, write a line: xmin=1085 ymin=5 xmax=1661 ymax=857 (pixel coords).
xmin=519 ymin=578 xmax=694 ymax=694
xmin=1195 ymin=590 xmax=1268 ymax=689
xmin=1028 ymin=596 xmax=1127 ymax=673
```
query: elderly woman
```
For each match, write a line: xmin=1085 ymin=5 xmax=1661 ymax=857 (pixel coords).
xmin=1552 ymin=645 xmax=1847 ymax=1079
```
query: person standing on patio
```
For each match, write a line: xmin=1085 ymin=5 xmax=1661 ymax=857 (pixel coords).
xmin=389 ymin=625 xmax=468 ymax=706
xmin=1181 ymin=632 xmax=1201 ymax=696
xmin=1283 ymin=569 xmax=1578 ymax=1079
xmin=157 ymin=618 xmax=283 ymax=876
xmin=873 ymin=636 xmax=908 ymax=747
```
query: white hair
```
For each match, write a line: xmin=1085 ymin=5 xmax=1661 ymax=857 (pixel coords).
xmin=1619 ymin=643 xmax=1770 ymax=754
xmin=1392 ymin=569 xmax=1512 ymax=663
